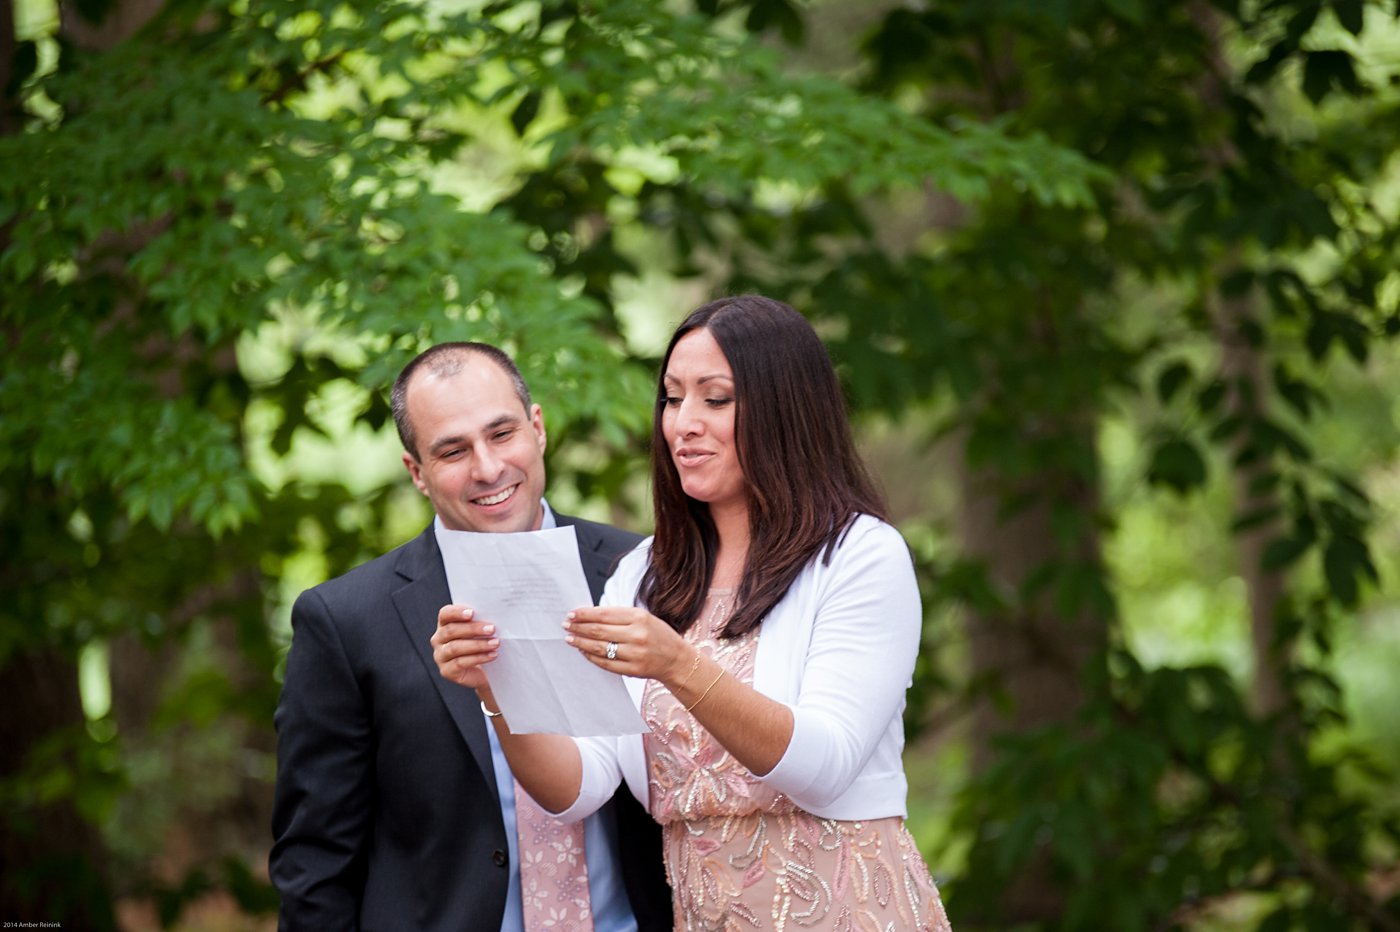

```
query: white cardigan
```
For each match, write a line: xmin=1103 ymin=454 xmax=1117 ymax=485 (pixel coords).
xmin=555 ymin=514 xmax=922 ymax=823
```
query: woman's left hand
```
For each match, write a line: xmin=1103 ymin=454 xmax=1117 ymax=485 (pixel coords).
xmin=565 ymin=605 xmax=694 ymax=685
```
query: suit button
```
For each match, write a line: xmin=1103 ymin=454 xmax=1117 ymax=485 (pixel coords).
xmin=492 ymin=849 xmax=508 ymax=867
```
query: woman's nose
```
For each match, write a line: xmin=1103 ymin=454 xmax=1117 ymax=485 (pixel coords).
xmin=676 ymin=398 xmax=705 ymax=436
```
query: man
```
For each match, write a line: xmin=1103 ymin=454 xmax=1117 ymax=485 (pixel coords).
xmin=270 ymin=342 xmax=670 ymax=931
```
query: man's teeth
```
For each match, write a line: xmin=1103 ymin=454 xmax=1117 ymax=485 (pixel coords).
xmin=474 ymin=486 xmax=516 ymax=506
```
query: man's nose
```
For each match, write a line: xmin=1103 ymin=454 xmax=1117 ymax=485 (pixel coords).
xmin=470 ymin=445 xmax=505 ymax=481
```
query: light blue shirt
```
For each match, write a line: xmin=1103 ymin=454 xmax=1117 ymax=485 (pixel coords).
xmin=436 ymin=503 xmax=637 ymax=932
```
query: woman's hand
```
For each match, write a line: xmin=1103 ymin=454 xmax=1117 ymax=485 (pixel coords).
xmin=570 ymin=604 xmax=794 ymax=777
xmin=564 ymin=605 xmax=695 ymax=687
xmin=431 ymin=604 xmax=499 ymax=691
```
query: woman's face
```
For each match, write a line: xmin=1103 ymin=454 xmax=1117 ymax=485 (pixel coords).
xmin=661 ymin=328 xmax=748 ymax=516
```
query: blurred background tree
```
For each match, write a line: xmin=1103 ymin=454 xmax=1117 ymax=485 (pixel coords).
xmin=0 ymin=0 xmax=1091 ymax=928
xmin=1 ymin=0 xmax=1397 ymax=930
xmin=694 ymin=0 xmax=1400 ymax=928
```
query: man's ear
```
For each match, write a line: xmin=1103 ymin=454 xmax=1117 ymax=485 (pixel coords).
xmin=530 ymin=403 xmax=547 ymax=454
xmin=403 ymin=451 xmax=428 ymax=494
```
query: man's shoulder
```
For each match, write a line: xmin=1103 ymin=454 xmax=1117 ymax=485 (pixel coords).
xmin=302 ymin=529 xmax=432 ymax=603
xmin=558 ymin=512 xmax=644 ymax=556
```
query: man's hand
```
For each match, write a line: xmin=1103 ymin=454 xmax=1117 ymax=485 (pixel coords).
xmin=431 ymin=605 xmax=499 ymax=691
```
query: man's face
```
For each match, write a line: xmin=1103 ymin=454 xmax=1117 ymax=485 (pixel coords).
xmin=401 ymin=358 xmax=547 ymax=534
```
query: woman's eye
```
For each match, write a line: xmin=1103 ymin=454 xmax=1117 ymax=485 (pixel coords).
xmin=662 ymin=395 xmax=682 ymax=407
xmin=706 ymin=397 xmax=733 ymax=408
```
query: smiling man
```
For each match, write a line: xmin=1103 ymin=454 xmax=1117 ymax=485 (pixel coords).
xmin=397 ymin=345 xmax=549 ymax=535
xmin=270 ymin=343 xmax=670 ymax=932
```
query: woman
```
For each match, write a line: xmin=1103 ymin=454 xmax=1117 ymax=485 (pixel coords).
xmin=433 ymin=295 xmax=951 ymax=930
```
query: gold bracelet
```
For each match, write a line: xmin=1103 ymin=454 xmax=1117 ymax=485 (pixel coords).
xmin=684 ymin=669 xmax=725 ymax=713
xmin=673 ymin=651 xmax=703 ymax=694
xmin=480 ymin=700 xmax=504 ymax=719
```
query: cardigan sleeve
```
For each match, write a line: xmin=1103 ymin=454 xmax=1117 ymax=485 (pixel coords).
xmin=548 ymin=542 xmax=653 ymax=823
xmin=547 ymin=735 xmax=627 ymax=822
xmin=758 ymin=519 xmax=922 ymax=811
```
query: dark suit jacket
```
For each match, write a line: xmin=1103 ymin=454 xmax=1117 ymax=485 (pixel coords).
xmin=270 ymin=514 xmax=670 ymax=931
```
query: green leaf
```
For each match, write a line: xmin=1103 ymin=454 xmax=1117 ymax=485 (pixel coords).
xmin=745 ymin=0 xmax=805 ymax=45
xmin=511 ymin=89 xmax=543 ymax=137
xmin=1248 ymin=470 xmax=1282 ymax=496
xmin=1323 ymin=534 xmax=1374 ymax=606
xmin=1196 ymin=380 xmax=1228 ymax=414
xmin=1287 ymin=4 xmax=1322 ymax=43
xmin=1302 ymin=50 xmax=1362 ymax=104
xmin=1232 ymin=505 xmax=1281 ymax=533
xmin=1221 ymin=268 xmax=1255 ymax=297
xmin=1258 ymin=906 xmax=1292 ymax=932
xmin=1156 ymin=361 xmax=1193 ymax=404
xmin=1209 ymin=414 xmax=1245 ymax=442
xmin=1333 ymin=0 xmax=1365 ymax=36
xmin=1246 ymin=40 xmax=1294 ymax=85
xmin=1102 ymin=0 xmax=1145 ymax=24
xmin=1261 ymin=534 xmax=1310 ymax=570
xmin=1146 ymin=438 xmax=1207 ymax=494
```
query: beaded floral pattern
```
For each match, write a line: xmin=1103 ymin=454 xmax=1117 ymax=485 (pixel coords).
xmin=642 ymin=590 xmax=951 ymax=931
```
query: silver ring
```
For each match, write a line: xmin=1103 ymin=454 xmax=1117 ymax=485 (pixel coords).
xmin=605 ymin=641 xmax=619 ymax=661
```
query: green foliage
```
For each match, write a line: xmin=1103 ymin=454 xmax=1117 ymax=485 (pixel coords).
xmin=0 ymin=0 xmax=1101 ymax=922
xmin=5 ymin=0 xmax=1397 ymax=926
xmin=954 ymin=646 xmax=1400 ymax=930
xmin=0 ymin=0 xmax=1099 ymax=554
xmin=692 ymin=0 xmax=1400 ymax=927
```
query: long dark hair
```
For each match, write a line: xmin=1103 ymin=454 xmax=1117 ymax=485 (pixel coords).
xmin=638 ymin=295 xmax=888 ymax=638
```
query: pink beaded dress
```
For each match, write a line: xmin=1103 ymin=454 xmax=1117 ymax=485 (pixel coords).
xmin=640 ymin=589 xmax=952 ymax=931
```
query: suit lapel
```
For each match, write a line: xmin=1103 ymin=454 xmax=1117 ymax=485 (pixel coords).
xmin=556 ymin=514 xmax=612 ymax=604
xmin=390 ymin=527 xmax=499 ymax=793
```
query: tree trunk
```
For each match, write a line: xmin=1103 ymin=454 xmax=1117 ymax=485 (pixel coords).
xmin=957 ymin=309 xmax=1109 ymax=922
xmin=961 ymin=465 xmax=1106 ymax=755
xmin=1 ymin=0 xmax=19 ymax=136
xmin=1188 ymin=2 xmax=1290 ymax=719
xmin=0 ymin=7 xmax=116 ymax=928
xmin=1209 ymin=285 xmax=1289 ymax=717
xmin=5 ymin=1 xmax=274 ymax=922
xmin=0 ymin=647 xmax=117 ymax=930
xmin=62 ymin=0 xmax=165 ymax=50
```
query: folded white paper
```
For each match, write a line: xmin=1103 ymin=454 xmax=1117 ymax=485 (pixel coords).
xmin=437 ymin=525 xmax=645 ymax=736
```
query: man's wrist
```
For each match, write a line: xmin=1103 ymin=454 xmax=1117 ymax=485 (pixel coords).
xmin=476 ymin=689 xmax=502 ymax=718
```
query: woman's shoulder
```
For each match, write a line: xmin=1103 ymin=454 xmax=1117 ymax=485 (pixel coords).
xmin=600 ymin=536 xmax=653 ymax=607
xmin=836 ymin=513 xmax=909 ymax=557
xmin=795 ymin=513 xmax=911 ymax=586
xmin=611 ymin=535 xmax=655 ymax=581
